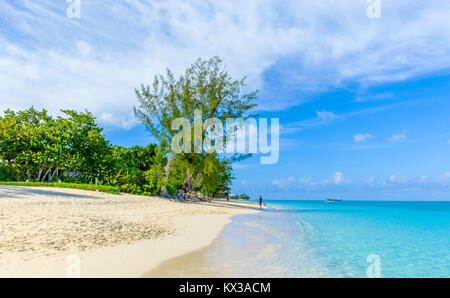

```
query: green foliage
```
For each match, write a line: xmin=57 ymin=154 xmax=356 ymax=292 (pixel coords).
xmin=199 ymin=154 xmax=232 ymax=196
xmin=143 ymin=167 xmax=165 ymax=194
xmin=100 ymin=144 xmax=167 ymax=195
xmin=230 ymin=194 xmax=250 ymax=200
xmin=134 ymin=57 xmax=258 ymax=195
xmin=0 ymin=163 xmax=20 ymax=181
xmin=0 ymin=58 xmax=257 ymax=198
xmin=0 ymin=182 xmax=120 ymax=194
xmin=165 ymin=153 xmax=232 ymax=196
xmin=0 ymin=107 xmax=110 ymax=183
xmin=0 ymin=107 xmax=166 ymax=196
xmin=134 ymin=57 xmax=257 ymax=145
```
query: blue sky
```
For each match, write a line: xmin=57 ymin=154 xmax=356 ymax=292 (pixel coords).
xmin=1 ymin=1 xmax=450 ymax=200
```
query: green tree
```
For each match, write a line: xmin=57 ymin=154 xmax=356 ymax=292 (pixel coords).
xmin=102 ymin=144 xmax=163 ymax=194
xmin=61 ymin=110 xmax=111 ymax=182
xmin=0 ymin=108 xmax=111 ymax=183
xmin=134 ymin=57 xmax=257 ymax=195
xmin=0 ymin=108 xmax=53 ymax=181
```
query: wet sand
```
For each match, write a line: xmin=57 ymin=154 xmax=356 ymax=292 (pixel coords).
xmin=145 ymin=212 xmax=282 ymax=278
xmin=146 ymin=207 xmax=334 ymax=278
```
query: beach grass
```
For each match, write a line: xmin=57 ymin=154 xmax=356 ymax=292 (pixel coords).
xmin=0 ymin=181 xmax=120 ymax=194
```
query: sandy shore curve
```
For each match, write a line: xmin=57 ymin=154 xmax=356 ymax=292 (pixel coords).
xmin=0 ymin=186 xmax=259 ymax=277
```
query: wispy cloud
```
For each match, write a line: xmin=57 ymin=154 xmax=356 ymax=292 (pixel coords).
xmin=323 ymin=172 xmax=349 ymax=185
xmin=353 ymin=133 xmax=374 ymax=142
xmin=271 ymin=172 xmax=450 ymax=198
xmin=2 ymin=1 xmax=450 ymax=127
xmin=388 ymin=175 xmax=409 ymax=184
xmin=272 ymin=176 xmax=296 ymax=188
xmin=232 ymin=163 xmax=257 ymax=170
xmin=316 ymin=110 xmax=337 ymax=121
xmin=282 ymin=100 xmax=424 ymax=134
xmin=273 ymin=171 xmax=349 ymax=190
xmin=354 ymin=92 xmax=394 ymax=103
xmin=388 ymin=134 xmax=407 ymax=142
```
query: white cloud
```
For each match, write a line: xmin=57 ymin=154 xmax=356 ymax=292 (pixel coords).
xmin=381 ymin=172 xmax=450 ymax=189
xmin=438 ymin=172 xmax=450 ymax=184
xmin=299 ymin=178 xmax=317 ymax=186
xmin=239 ymin=179 xmax=250 ymax=186
xmin=316 ymin=110 xmax=337 ymax=121
xmin=323 ymin=171 xmax=349 ymax=185
xmin=2 ymin=1 xmax=450 ymax=127
xmin=388 ymin=134 xmax=407 ymax=142
xmin=232 ymin=164 xmax=256 ymax=170
xmin=354 ymin=133 xmax=374 ymax=142
xmin=98 ymin=113 xmax=137 ymax=130
xmin=282 ymin=100 xmax=422 ymax=134
xmin=419 ymin=176 xmax=429 ymax=184
xmin=388 ymin=175 xmax=409 ymax=183
xmin=272 ymin=176 xmax=296 ymax=188
xmin=272 ymin=172 xmax=450 ymax=196
xmin=76 ymin=41 xmax=91 ymax=57
xmin=272 ymin=176 xmax=321 ymax=189
xmin=355 ymin=92 xmax=394 ymax=102
xmin=331 ymin=172 xmax=347 ymax=184
xmin=365 ymin=176 xmax=375 ymax=184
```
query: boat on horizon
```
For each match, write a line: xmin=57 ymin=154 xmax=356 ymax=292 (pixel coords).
xmin=325 ymin=196 xmax=343 ymax=204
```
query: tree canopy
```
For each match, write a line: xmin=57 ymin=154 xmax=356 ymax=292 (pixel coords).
xmin=134 ymin=56 xmax=257 ymax=146
xmin=0 ymin=57 xmax=258 ymax=199
xmin=0 ymin=108 xmax=110 ymax=183
xmin=134 ymin=57 xmax=258 ymax=195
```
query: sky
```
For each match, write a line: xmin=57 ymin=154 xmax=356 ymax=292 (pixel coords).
xmin=1 ymin=0 xmax=450 ymax=200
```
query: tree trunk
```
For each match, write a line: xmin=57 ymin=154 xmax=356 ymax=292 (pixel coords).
xmin=160 ymin=154 xmax=175 ymax=196
xmin=49 ymin=168 xmax=59 ymax=182
xmin=183 ymin=168 xmax=193 ymax=193
xmin=37 ymin=169 xmax=43 ymax=182
xmin=42 ymin=168 xmax=52 ymax=182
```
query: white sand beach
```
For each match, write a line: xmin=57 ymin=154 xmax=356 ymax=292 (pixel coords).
xmin=0 ymin=186 xmax=260 ymax=278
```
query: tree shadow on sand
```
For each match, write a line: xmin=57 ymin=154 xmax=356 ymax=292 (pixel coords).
xmin=0 ymin=186 xmax=101 ymax=199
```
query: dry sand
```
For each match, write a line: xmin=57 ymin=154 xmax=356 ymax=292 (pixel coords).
xmin=0 ymin=186 xmax=259 ymax=277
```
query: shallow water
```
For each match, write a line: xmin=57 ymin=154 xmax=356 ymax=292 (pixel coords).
xmin=147 ymin=201 xmax=450 ymax=278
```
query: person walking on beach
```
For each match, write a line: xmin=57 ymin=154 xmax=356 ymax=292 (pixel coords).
xmin=259 ymin=196 xmax=263 ymax=209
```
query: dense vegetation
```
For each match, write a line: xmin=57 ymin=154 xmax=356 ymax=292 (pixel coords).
xmin=0 ymin=108 xmax=110 ymax=183
xmin=230 ymin=194 xmax=250 ymax=200
xmin=0 ymin=57 xmax=256 ymax=199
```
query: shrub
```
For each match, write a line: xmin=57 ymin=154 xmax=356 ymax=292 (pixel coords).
xmin=0 ymin=164 xmax=20 ymax=181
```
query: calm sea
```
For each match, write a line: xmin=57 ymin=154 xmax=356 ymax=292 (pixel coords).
xmin=149 ymin=200 xmax=450 ymax=278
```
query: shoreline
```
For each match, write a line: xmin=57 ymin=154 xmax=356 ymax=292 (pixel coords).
xmin=0 ymin=186 xmax=260 ymax=278
xmin=144 ymin=212 xmax=264 ymax=278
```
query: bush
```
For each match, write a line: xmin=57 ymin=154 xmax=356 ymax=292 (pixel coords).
xmin=230 ymin=194 xmax=250 ymax=200
xmin=0 ymin=181 xmax=120 ymax=194
xmin=0 ymin=164 xmax=20 ymax=181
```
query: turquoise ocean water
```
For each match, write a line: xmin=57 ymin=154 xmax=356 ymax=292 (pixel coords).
xmin=150 ymin=200 xmax=449 ymax=278
xmin=254 ymin=200 xmax=450 ymax=277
